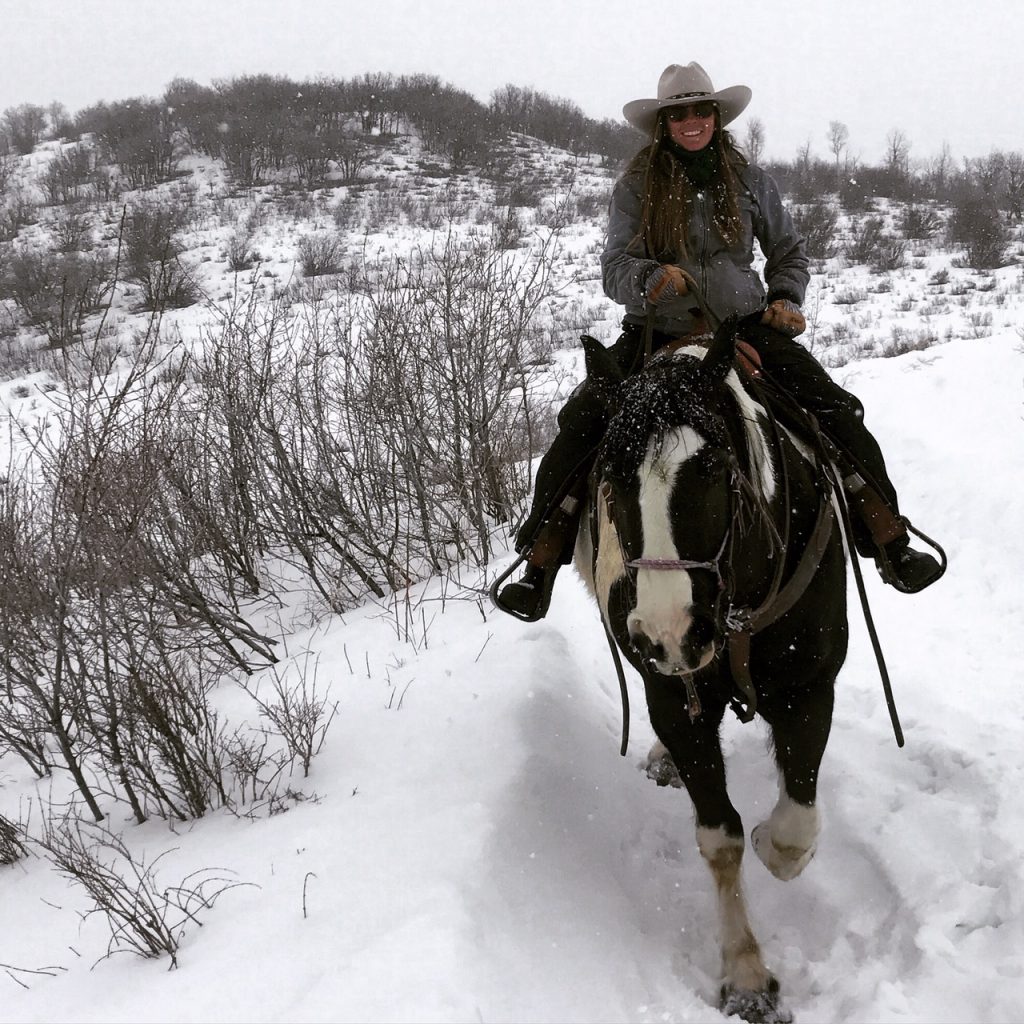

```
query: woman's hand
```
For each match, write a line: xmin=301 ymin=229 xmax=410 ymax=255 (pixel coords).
xmin=761 ymin=298 xmax=806 ymax=337
xmin=645 ymin=264 xmax=693 ymax=305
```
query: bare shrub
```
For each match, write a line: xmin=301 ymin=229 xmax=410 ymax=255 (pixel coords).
xmin=341 ymin=226 xmax=558 ymax=567
xmin=2 ymin=104 xmax=46 ymax=155
xmin=898 ymin=204 xmax=942 ymax=240
xmin=225 ymin=226 xmax=258 ymax=271
xmin=0 ymin=188 xmax=40 ymax=241
xmin=844 ymin=216 xmax=905 ymax=272
xmin=948 ymin=197 xmax=1010 ymax=269
xmin=52 ymin=205 xmax=94 ymax=253
xmin=0 ymin=812 xmax=25 ymax=864
xmin=1 ymin=332 xmax=280 ymax=821
xmin=190 ymin=220 xmax=556 ymax=610
xmin=1 ymin=245 xmax=113 ymax=347
xmin=242 ymin=656 xmax=337 ymax=778
xmin=40 ymin=144 xmax=95 ymax=205
xmin=37 ymin=815 xmax=249 ymax=967
xmin=838 ymin=178 xmax=873 ymax=213
xmin=792 ymin=201 xmax=839 ymax=259
xmin=844 ymin=216 xmax=885 ymax=263
xmin=0 ymin=152 xmax=15 ymax=196
xmin=883 ymin=325 xmax=940 ymax=357
xmin=296 ymin=232 xmax=342 ymax=277
xmin=124 ymin=200 xmax=199 ymax=309
xmin=491 ymin=206 xmax=525 ymax=249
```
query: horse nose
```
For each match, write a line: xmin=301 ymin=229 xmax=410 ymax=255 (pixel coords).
xmin=628 ymin=618 xmax=666 ymax=665
xmin=680 ymin=612 xmax=717 ymax=666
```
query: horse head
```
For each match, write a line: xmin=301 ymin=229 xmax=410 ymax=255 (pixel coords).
xmin=594 ymin=316 xmax=772 ymax=676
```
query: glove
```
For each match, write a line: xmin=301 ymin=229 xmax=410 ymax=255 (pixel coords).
xmin=761 ymin=298 xmax=806 ymax=337
xmin=645 ymin=264 xmax=692 ymax=305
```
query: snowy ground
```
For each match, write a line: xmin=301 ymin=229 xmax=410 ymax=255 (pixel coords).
xmin=2 ymin=323 xmax=1022 ymax=1022
xmin=2 ymin=132 xmax=1024 ymax=1022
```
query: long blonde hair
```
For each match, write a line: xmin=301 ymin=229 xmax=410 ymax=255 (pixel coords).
xmin=626 ymin=114 xmax=748 ymax=261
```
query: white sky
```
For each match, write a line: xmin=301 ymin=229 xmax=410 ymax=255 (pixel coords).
xmin=2 ymin=0 xmax=1021 ymax=164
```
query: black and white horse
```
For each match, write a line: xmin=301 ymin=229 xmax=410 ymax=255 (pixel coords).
xmin=575 ymin=316 xmax=848 ymax=1024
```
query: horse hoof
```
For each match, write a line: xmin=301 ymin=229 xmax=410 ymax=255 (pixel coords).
xmin=643 ymin=748 xmax=684 ymax=788
xmin=752 ymin=821 xmax=815 ymax=881
xmin=720 ymin=977 xmax=793 ymax=1024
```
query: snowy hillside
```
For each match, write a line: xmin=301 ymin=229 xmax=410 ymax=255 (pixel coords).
xmin=1 ymin=129 xmax=1023 ymax=1024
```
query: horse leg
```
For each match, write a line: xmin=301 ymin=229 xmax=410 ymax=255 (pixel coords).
xmin=753 ymin=682 xmax=835 ymax=881
xmin=644 ymin=679 xmax=790 ymax=1023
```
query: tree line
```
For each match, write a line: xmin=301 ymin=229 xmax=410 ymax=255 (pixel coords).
xmin=1 ymin=72 xmax=641 ymax=189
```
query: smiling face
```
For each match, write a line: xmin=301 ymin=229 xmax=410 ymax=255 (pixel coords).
xmin=664 ymin=102 xmax=717 ymax=152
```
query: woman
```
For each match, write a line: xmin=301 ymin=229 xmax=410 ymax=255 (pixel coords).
xmin=496 ymin=62 xmax=942 ymax=620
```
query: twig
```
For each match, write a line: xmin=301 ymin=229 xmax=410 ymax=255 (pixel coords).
xmin=302 ymin=871 xmax=317 ymax=919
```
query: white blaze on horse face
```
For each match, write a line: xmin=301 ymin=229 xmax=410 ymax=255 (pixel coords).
xmin=627 ymin=426 xmax=715 ymax=673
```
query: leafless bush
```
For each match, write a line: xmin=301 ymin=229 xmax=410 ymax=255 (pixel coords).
xmin=491 ymin=206 xmax=525 ymax=249
xmin=37 ymin=815 xmax=249 ymax=967
xmin=225 ymin=226 xmax=258 ymax=272
xmin=793 ymin=201 xmax=839 ymax=260
xmin=296 ymin=232 xmax=342 ymax=277
xmin=242 ymin=655 xmax=337 ymax=778
xmin=883 ymin=325 xmax=941 ymax=357
xmin=0 ymin=188 xmax=40 ymax=241
xmin=190 ymin=220 xmax=555 ymax=610
xmin=0 ymin=812 xmax=25 ymax=864
xmin=52 ymin=206 xmax=94 ymax=253
xmin=1 ymin=332 xmax=280 ymax=821
xmin=340 ymin=225 xmax=557 ymax=568
xmin=0 ymin=152 xmax=15 ymax=197
xmin=123 ymin=199 xmax=200 ymax=310
xmin=948 ymin=197 xmax=1010 ymax=269
xmin=40 ymin=144 xmax=95 ymax=205
xmin=2 ymin=104 xmax=46 ymax=155
xmin=1 ymin=245 xmax=113 ymax=347
xmin=843 ymin=216 xmax=906 ymax=272
xmin=898 ymin=204 xmax=942 ymax=240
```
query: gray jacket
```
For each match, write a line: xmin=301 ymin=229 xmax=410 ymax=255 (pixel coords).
xmin=600 ymin=163 xmax=808 ymax=335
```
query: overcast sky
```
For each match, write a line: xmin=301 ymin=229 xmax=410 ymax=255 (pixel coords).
xmin=2 ymin=0 xmax=1021 ymax=164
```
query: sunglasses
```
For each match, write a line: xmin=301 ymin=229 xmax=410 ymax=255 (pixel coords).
xmin=665 ymin=102 xmax=717 ymax=122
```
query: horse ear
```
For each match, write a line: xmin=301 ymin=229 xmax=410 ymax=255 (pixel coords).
xmin=700 ymin=314 xmax=740 ymax=384
xmin=580 ymin=334 xmax=624 ymax=385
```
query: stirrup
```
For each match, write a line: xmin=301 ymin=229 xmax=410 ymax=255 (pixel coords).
xmin=874 ymin=518 xmax=948 ymax=594
xmin=490 ymin=556 xmax=558 ymax=622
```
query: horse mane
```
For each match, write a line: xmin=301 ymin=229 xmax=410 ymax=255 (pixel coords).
xmin=599 ymin=354 xmax=731 ymax=484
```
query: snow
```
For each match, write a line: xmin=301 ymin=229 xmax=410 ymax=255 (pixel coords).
xmin=1 ymin=330 xmax=1019 ymax=1022
xmin=2 ymin=138 xmax=1024 ymax=1023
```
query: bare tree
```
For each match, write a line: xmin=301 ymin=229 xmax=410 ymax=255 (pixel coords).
xmin=884 ymin=128 xmax=911 ymax=174
xmin=827 ymin=120 xmax=849 ymax=179
xmin=2 ymin=104 xmax=47 ymax=154
xmin=744 ymin=117 xmax=765 ymax=165
xmin=925 ymin=141 xmax=955 ymax=197
xmin=1003 ymin=151 xmax=1024 ymax=221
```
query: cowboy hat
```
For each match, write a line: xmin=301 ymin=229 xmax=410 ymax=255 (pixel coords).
xmin=623 ymin=62 xmax=751 ymax=135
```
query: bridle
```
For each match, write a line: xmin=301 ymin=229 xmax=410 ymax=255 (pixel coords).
xmin=596 ymin=381 xmax=834 ymax=728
